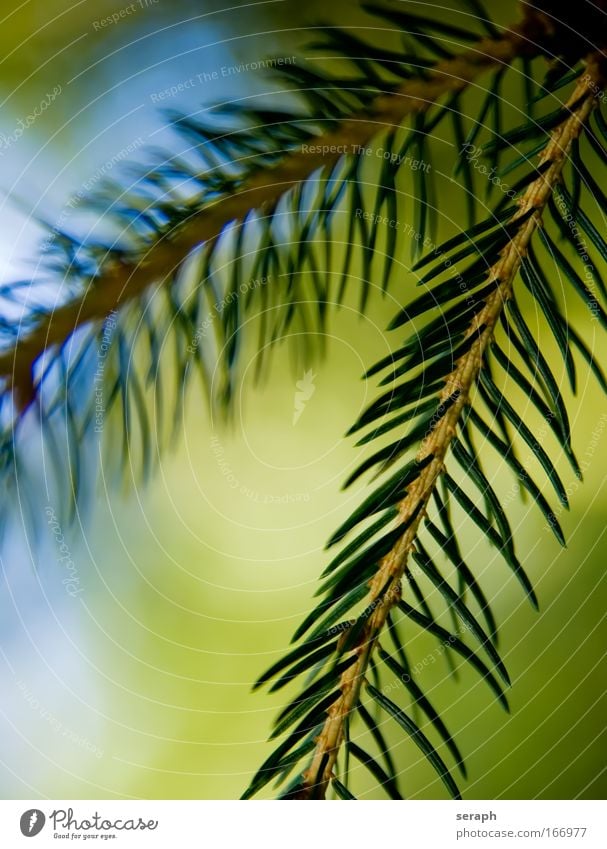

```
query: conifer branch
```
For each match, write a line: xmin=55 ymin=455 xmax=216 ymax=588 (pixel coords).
xmin=0 ymin=19 xmax=542 ymax=409
xmin=298 ymin=57 xmax=603 ymax=800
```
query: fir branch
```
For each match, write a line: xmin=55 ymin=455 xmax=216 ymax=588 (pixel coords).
xmin=296 ymin=58 xmax=603 ymax=800
xmin=0 ymin=18 xmax=541 ymax=410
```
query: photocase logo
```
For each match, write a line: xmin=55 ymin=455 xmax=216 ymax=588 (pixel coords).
xmin=20 ymin=809 xmax=45 ymax=837
xmin=292 ymin=369 xmax=316 ymax=425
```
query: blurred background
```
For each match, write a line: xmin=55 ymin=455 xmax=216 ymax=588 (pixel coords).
xmin=0 ymin=0 xmax=605 ymax=800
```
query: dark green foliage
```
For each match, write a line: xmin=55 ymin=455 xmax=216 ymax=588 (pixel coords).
xmin=248 ymin=43 xmax=605 ymax=796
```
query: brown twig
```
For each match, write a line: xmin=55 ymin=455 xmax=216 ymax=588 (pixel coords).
xmin=0 ymin=21 xmax=542 ymax=408
xmin=299 ymin=57 xmax=602 ymax=800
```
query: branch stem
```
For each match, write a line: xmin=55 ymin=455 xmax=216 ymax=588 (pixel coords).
xmin=2 ymin=23 xmax=540 ymax=406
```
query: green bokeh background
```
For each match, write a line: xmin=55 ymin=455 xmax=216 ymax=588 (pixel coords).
xmin=0 ymin=0 xmax=605 ymax=800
